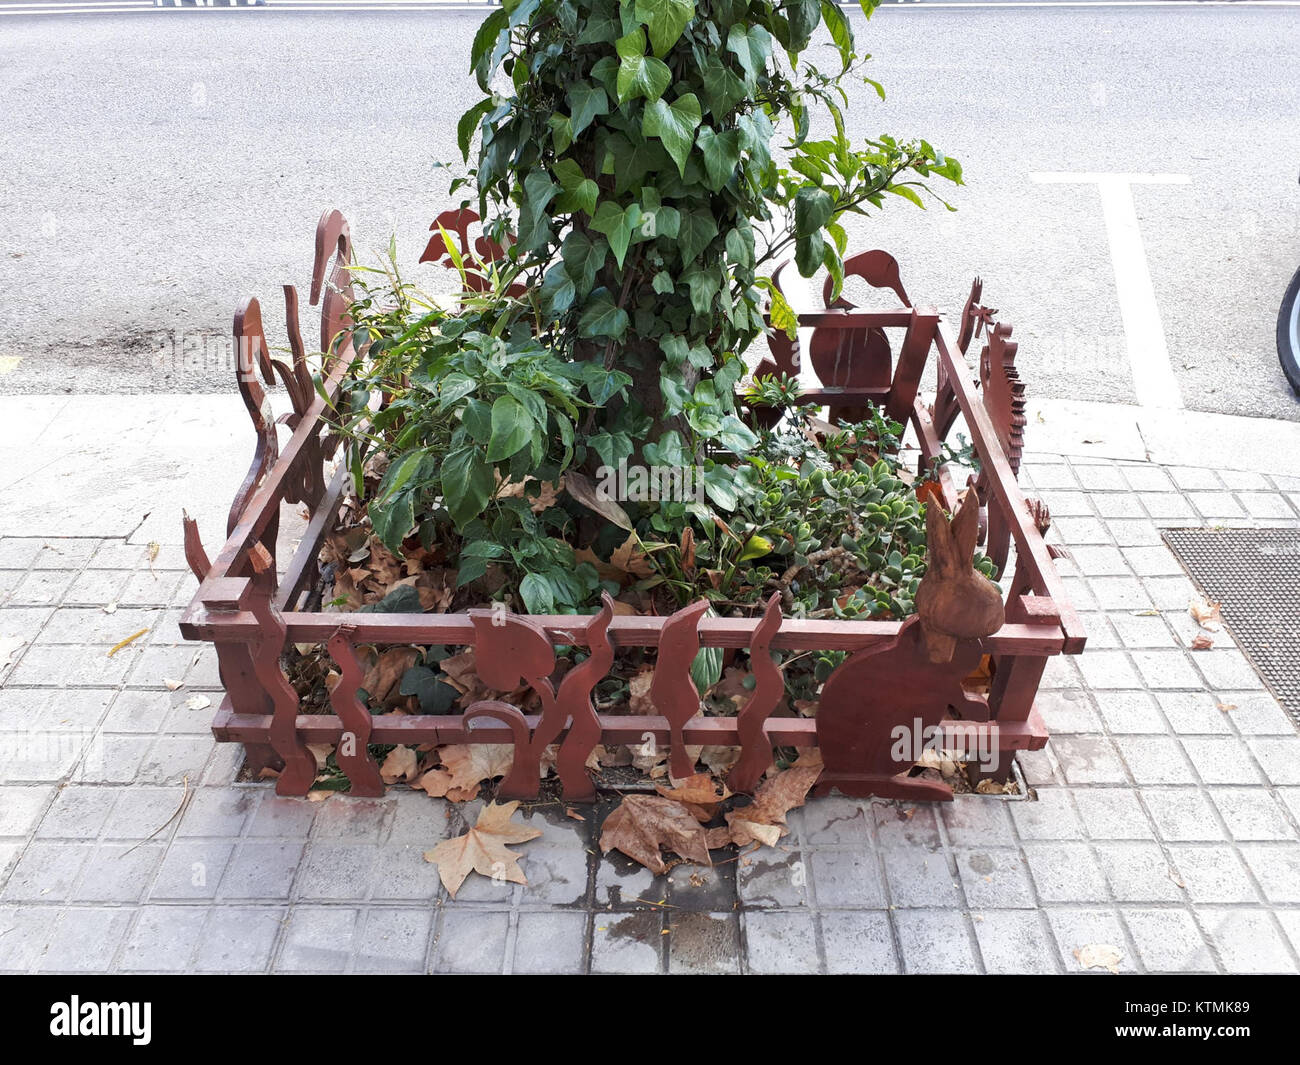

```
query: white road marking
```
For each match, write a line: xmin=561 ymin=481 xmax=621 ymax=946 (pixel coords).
xmin=1031 ymin=172 xmax=1190 ymax=411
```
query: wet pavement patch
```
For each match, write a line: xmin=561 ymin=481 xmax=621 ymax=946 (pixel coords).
xmin=1163 ymin=527 xmax=1300 ymax=723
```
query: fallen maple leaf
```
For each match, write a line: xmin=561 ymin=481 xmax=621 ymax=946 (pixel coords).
xmin=610 ymin=533 xmax=655 ymax=578
xmin=1190 ymin=632 xmax=1214 ymax=650
xmin=424 ymin=800 xmax=543 ymax=897
xmin=599 ymin=795 xmax=712 ymax=875
xmin=723 ymin=763 xmax=821 ymax=847
xmin=380 ymin=745 xmax=420 ymax=784
xmin=655 ymin=772 xmax=731 ymax=822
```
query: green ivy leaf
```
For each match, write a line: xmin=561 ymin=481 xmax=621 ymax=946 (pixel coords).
xmin=562 ymin=230 xmax=606 ymax=297
xmin=695 ymin=126 xmax=741 ymax=191
xmin=635 ymin=0 xmax=695 ymax=56
xmin=615 ymin=27 xmax=672 ymax=103
xmin=642 ymin=93 xmax=701 ymax=177
xmin=577 ymin=290 xmax=631 ymax=339
xmin=591 ymin=200 xmax=642 ymax=268
xmin=553 ymin=158 xmax=599 ymax=215
xmin=676 ymin=208 xmax=719 ymax=267
xmin=541 ymin=264 xmax=576 ymax=317
xmin=566 ymin=82 xmax=610 ymax=137
xmin=725 ymin=23 xmax=771 ymax=84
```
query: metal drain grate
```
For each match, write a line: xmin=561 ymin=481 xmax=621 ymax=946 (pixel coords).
xmin=1163 ymin=528 xmax=1300 ymax=724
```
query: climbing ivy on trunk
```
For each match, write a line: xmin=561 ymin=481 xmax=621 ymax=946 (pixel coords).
xmin=456 ymin=0 xmax=961 ymax=509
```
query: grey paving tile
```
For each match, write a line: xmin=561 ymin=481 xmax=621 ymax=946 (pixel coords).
xmin=1156 ymin=692 xmax=1233 ymax=735
xmin=792 ymin=795 xmax=871 ymax=846
xmin=1237 ymin=844 xmax=1300 ymax=904
xmin=433 ymin=909 xmax=510 ymax=974
xmin=294 ymin=842 xmax=377 ymax=901
xmin=1095 ymin=841 xmax=1185 ymax=902
xmin=119 ymin=906 xmax=207 ymax=972
xmin=353 ymin=908 xmax=434 ymax=974
xmin=820 ymin=910 xmax=898 ymax=974
xmin=940 ymin=797 xmax=1016 ymax=847
xmin=1218 ymin=693 xmax=1296 ymax=735
xmin=175 ymin=787 xmax=257 ymax=838
xmin=736 ymin=850 xmax=809 ymax=908
xmin=0 ymin=905 xmax=52 ymax=971
xmin=1009 ymin=788 xmax=1085 ymax=840
xmin=310 ymin=796 xmax=394 ymax=841
xmin=511 ymin=910 xmax=587 ymax=974
xmin=594 ymin=855 xmax=659 ymax=909
xmin=1075 ymin=651 xmax=1143 ymax=690
xmin=0 ymin=785 xmax=53 ymax=836
xmin=518 ymin=844 xmax=590 ymax=906
xmin=810 ymin=848 xmax=887 ymax=908
xmin=1247 ymin=738 xmax=1300 ymax=786
xmin=1072 ymin=789 xmax=1155 ymax=840
xmin=871 ymin=803 xmax=940 ymax=848
xmin=667 ymin=911 xmax=740 ymax=974
xmin=150 ymin=840 xmax=234 ymax=900
xmin=277 ymin=906 xmax=357 ymax=972
xmin=247 ymin=792 xmax=318 ymax=837
xmin=1180 ymin=737 xmax=1265 ymax=786
xmin=894 ymin=909 xmax=980 ymax=974
xmin=72 ymin=842 xmax=164 ymax=903
xmin=1123 ymin=908 xmax=1216 ymax=972
xmin=0 ymin=841 xmax=92 ymax=901
xmin=882 ymin=846 xmax=962 ymax=908
xmin=972 ymin=909 xmax=1060 ymax=974
xmin=1131 ymin=650 xmax=1202 ymax=690
xmin=1201 ymin=790 xmax=1294 ymax=842
xmin=1167 ymin=845 xmax=1258 ymax=904
xmin=193 ymin=906 xmax=283 ymax=973
xmin=592 ymin=911 xmax=662 ymax=973
xmin=219 ymin=841 xmax=304 ymax=900
xmin=1050 ymin=736 xmax=1130 ymax=785
xmin=1113 ymin=736 xmax=1196 ymax=785
xmin=1093 ymin=691 xmax=1166 ymax=734
xmin=1023 ymin=842 xmax=1109 ymax=903
xmin=744 ymin=910 xmax=820 ymax=974
xmin=368 ymin=842 xmax=443 ymax=902
xmin=35 ymin=907 xmax=134 ymax=972
xmin=955 ymin=848 xmax=1036 ymax=908
xmin=1046 ymin=908 xmax=1137 ymax=973
xmin=1197 ymin=908 xmax=1298 ymax=973
xmin=1141 ymin=787 xmax=1227 ymax=842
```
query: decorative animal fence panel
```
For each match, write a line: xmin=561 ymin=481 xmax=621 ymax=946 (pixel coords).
xmin=179 ymin=211 xmax=1084 ymax=804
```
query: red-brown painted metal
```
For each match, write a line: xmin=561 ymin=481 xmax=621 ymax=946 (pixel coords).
xmin=180 ymin=210 xmax=1085 ymax=803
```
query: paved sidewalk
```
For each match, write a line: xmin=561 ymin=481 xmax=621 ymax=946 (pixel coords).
xmin=1 ymin=397 xmax=1299 ymax=973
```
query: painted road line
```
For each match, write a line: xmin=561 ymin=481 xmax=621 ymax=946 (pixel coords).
xmin=1031 ymin=172 xmax=1189 ymax=411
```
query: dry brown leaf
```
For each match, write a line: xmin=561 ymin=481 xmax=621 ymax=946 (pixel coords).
xmin=1190 ymin=632 xmax=1214 ymax=650
xmin=700 ymin=745 xmax=741 ymax=776
xmin=163 ymin=677 xmax=183 ymax=691
xmin=723 ymin=763 xmax=821 ymax=847
xmin=423 ymin=800 xmax=543 ymax=898
xmin=610 ymin=533 xmax=655 ymax=579
xmin=656 ymin=772 xmax=732 ymax=822
xmin=412 ymin=767 xmax=477 ymax=803
xmin=1072 ymin=943 xmax=1123 ymax=974
xmin=1189 ymin=597 xmax=1223 ymax=632
xmin=379 ymin=745 xmax=420 ymax=784
xmin=599 ymin=795 xmax=712 ymax=874
xmin=184 ymin=694 xmax=211 ymax=711
xmin=360 ymin=646 xmax=420 ymax=707
xmin=562 ymin=471 xmax=633 ymax=531
xmin=437 ymin=743 xmax=515 ymax=798
xmin=628 ymin=669 xmax=655 ymax=714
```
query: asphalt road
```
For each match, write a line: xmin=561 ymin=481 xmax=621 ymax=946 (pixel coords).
xmin=1 ymin=5 xmax=1298 ymax=423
